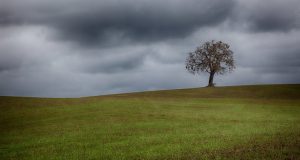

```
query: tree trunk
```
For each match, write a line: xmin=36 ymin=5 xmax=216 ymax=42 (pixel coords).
xmin=208 ymin=72 xmax=215 ymax=87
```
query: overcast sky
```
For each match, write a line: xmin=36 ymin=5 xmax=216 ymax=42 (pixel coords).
xmin=0 ymin=0 xmax=300 ymax=97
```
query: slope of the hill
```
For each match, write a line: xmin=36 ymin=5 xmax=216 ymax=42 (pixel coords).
xmin=0 ymin=84 xmax=300 ymax=160
xmin=104 ymin=84 xmax=300 ymax=99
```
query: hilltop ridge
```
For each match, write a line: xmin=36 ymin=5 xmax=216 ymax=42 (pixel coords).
xmin=102 ymin=84 xmax=300 ymax=99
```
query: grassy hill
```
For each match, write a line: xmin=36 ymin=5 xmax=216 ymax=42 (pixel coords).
xmin=1 ymin=84 xmax=300 ymax=159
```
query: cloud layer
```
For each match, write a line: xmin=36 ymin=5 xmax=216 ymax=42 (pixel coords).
xmin=0 ymin=0 xmax=300 ymax=97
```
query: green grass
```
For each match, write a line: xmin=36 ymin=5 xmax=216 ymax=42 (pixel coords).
xmin=0 ymin=84 xmax=300 ymax=160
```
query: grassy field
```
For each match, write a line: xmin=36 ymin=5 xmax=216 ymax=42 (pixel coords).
xmin=0 ymin=84 xmax=300 ymax=160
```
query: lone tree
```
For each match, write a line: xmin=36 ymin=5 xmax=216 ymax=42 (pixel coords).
xmin=186 ymin=40 xmax=235 ymax=87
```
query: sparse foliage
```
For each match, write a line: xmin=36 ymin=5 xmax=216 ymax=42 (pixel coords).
xmin=186 ymin=40 xmax=235 ymax=87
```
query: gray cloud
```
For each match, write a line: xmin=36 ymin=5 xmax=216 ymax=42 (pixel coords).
xmin=230 ymin=0 xmax=300 ymax=32
xmin=0 ymin=0 xmax=300 ymax=97
xmin=0 ymin=53 xmax=22 ymax=72
xmin=76 ymin=49 xmax=148 ymax=74
xmin=1 ymin=0 xmax=235 ymax=45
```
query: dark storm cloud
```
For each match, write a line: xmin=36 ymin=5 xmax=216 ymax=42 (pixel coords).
xmin=0 ymin=53 xmax=21 ymax=72
xmin=232 ymin=31 xmax=300 ymax=74
xmin=0 ymin=0 xmax=235 ymax=45
xmin=78 ymin=50 xmax=147 ymax=74
xmin=231 ymin=0 xmax=300 ymax=32
xmin=0 ymin=0 xmax=300 ymax=97
xmin=243 ymin=48 xmax=300 ymax=75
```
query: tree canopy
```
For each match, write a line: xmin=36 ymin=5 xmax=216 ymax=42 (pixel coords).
xmin=186 ymin=40 xmax=235 ymax=86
